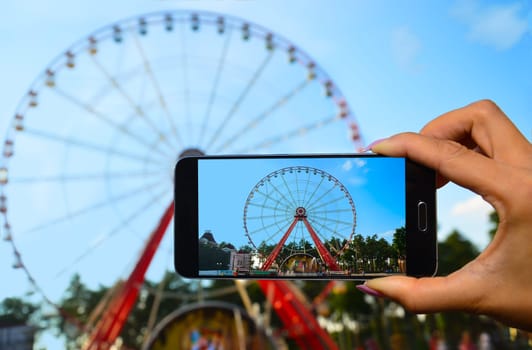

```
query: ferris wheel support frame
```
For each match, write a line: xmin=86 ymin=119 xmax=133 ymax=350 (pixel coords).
xmin=260 ymin=208 xmax=341 ymax=271
xmin=83 ymin=202 xmax=174 ymax=350
xmin=301 ymin=217 xmax=340 ymax=271
xmin=258 ymin=280 xmax=339 ymax=350
xmin=260 ymin=216 xmax=299 ymax=271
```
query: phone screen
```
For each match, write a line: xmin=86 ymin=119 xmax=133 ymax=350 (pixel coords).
xmin=194 ymin=156 xmax=410 ymax=278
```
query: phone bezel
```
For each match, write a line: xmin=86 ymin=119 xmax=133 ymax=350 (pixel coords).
xmin=174 ymin=154 xmax=437 ymax=280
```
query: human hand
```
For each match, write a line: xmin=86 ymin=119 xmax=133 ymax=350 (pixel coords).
xmin=358 ymin=100 xmax=532 ymax=330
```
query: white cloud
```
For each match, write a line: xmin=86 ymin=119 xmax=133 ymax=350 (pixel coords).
xmin=390 ymin=26 xmax=423 ymax=72
xmin=342 ymin=159 xmax=367 ymax=172
xmin=374 ymin=229 xmax=395 ymax=241
xmin=342 ymin=159 xmax=353 ymax=171
xmin=451 ymin=0 xmax=530 ymax=50
xmin=451 ymin=194 xmax=493 ymax=216
xmin=354 ymin=158 xmax=367 ymax=168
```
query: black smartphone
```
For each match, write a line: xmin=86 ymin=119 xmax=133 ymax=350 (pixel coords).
xmin=174 ymin=154 xmax=437 ymax=280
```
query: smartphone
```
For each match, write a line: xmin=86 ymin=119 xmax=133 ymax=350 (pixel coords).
xmin=174 ymin=154 xmax=437 ymax=280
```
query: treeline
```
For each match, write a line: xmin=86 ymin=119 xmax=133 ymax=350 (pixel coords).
xmin=251 ymin=227 xmax=406 ymax=273
xmin=5 ymin=213 xmax=531 ymax=349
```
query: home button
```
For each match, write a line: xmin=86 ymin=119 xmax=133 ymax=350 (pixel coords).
xmin=417 ymin=201 xmax=428 ymax=231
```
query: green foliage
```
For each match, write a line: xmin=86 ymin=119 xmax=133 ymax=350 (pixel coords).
xmin=254 ymin=228 xmax=405 ymax=273
xmin=198 ymin=241 xmax=231 ymax=270
xmin=488 ymin=211 xmax=499 ymax=241
xmin=437 ymin=230 xmax=479 ymax=276
xmin=0 ymin=297 xmax=38 ymax=324
xmin=8 ymin=212 xmax=512 ymax=349
xmin=392 ymin=227 xmax=407 ymax=258
xmin=326 ymin=282 xmax=371 ymax=316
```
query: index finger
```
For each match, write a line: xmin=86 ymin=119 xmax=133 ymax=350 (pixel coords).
xmin=421 ymin=100 xmax=532 ymax=167
xmin=371 ymin=132 xmax=508 ymax=209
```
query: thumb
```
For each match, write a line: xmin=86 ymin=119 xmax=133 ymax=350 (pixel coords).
xmin=361 ymin=271 xmax=485 ymax=314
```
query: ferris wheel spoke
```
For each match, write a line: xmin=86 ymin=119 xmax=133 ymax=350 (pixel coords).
xmin=290 ymin=225 xmax=308 ymax=244
xmin=301 ymin=170 xmax=313 ymax=208
xmin=22 ymin=179 xmax=167 ymax=235
xmin=248 ymin=217 xmax=291 ymax=238
xmin=279 ymin=174 xmax=300 ymax=208
xmin=213 ymin=79 xmax=310 ymax=153
xmin=51 ymin=87 xmax=172 ymax=159
xmin=131 ymin=30 xmax=183 ymax=149
xmin=252 ymin=188 xmax=294 ymax=213
xmin=54 ymin=187 xmax=168 ymax=279
xmin=205 ymin=50 xmax=274 ymax=151
xmin=22 ymin=127 xmax=169 ymax=166
xmin=308 ymin=215 xmax=353 ymax=233
xmin=306 ymin=195 xmax=348 ymax=213
xmin=294 ymin=171 xmax=302 ymax=206
xmin=11 ymin=169 xmax=166 ymax=184
xmin=267 ymin=179 xmax=299 ymax=210
xmin=198 ymin=28 xmax=233 ymax=146
xmin=179 ymin=20 xmax=192 ymax=139
xmin=254 ymin=220 xmax=294 ymax=247
xmin=302 ymin=176 xmax=325 ymax=209
xmin=245 ymin=213 xmax=293 ymax=220
xmin=246 ymin=201 xmax=291 ymax=214
xmin=312 ymin=208 xmax=354 ymax=214
xmin=89 ymin=55 xmax=176 ymax=153
xmin=307 ymin=217 xmax=351 ymax=242
xmin=233 ymin=113 xmax=340 ymax=153
xmin=304 ymin=185 xmax=339 ymax=214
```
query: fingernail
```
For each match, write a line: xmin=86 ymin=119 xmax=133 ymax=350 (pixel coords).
xmin=356 ymin=284 xmax=385 ymax=298
xmin=362 ymin=138 xmax=387 ymax=153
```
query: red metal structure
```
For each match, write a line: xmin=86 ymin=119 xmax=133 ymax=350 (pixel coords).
xmin=261 ymin=206 xmax=340 ymax=271
xmin=82 ymin=202 xmax=339 ymax=350
xmin=83 ymin=203 xmax=174 ymax=350
xmin=258 ymin=280 xmax=339 ymax=350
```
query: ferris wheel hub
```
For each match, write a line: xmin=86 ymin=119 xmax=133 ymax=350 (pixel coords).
xmin=178 ymin=147 xmax=205 ymax=160
xmin=295 ymin=207 xmax=307 ymax=218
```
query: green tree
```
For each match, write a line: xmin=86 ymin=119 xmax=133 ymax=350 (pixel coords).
xmin=218 ymin=241 xmax=236 ymax=250
xmin=198 ymin=241 xmax=231 ymax=270
xmin=238 ymin=244 xmax=254 ymax=253
xmin=124 ymin=270 xmax=191 ymax=347
xmin=392 ymin=227 xmax=406 ymax=259
xmin=488 ymin=211 xmax=499 ymax=241
xmin=432 ymin=230 xmax=482 ymax=348
xmin=349 ymin=234 xmax=366 ymax=272
xmin=54 ymin=271 xmax=196 ymax=349
xmin=437 ymin=230 xmax=479 ymax=276
xmin=57 ymin=274 xmax=108 ymax=349
xmin=0 ymin=297 xmax=38 ymax=324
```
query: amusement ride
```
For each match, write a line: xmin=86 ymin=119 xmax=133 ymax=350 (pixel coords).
xmin=1 ymin=10 xmax=365 ymax=349
xmin=244 ymin=166 xmax=356 ymax=273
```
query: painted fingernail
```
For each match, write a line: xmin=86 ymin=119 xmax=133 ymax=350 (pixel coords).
xmin=356 ymin=284 xmax=385 ymax=298
xmin=362 ymin=138 xmax=387 ymax=153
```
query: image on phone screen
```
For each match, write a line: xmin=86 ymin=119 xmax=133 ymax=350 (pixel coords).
xmin=195 ymin=156 xmax=409 ymax=278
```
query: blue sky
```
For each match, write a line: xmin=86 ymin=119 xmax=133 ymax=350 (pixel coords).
xmin=198 ymin=156 xmax=405 ymax=249
xmin=0 ymin=1 xmax=530 ymax=347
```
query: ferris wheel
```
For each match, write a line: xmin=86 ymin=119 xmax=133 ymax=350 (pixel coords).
xmin=243 ymin=166 xmax=356 ymax=271
xmin=0 ymin=9 xmax=363 ymax=347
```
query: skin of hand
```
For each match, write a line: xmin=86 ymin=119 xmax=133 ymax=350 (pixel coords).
xmin=363 ymin=100 xmax=532 ymax=331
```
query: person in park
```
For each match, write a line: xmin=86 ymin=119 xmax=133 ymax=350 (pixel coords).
xmin=357 ymin=100 xmax=532 ymax=332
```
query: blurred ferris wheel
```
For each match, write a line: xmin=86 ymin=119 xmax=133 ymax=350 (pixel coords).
xmin=0 ymin=10 xmax=363 ymax=309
